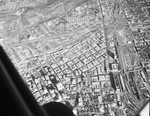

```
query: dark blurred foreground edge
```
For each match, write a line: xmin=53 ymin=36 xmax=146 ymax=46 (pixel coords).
xmin=0 ymin=46 xmax=49 ymax=116
xmin=42 ymin=102 xmax=75 ymax=116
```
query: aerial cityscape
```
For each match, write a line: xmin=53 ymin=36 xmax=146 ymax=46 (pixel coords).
xmin=0 ymin=0 xmax=150 ymax=116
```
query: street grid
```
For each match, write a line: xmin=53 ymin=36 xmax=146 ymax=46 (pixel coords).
xmin=0 ymin=0 xmax=150 ymax=116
